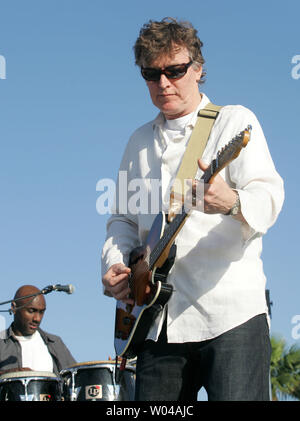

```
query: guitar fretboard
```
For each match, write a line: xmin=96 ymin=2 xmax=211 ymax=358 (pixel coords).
xmin=148 ymin=166 xmax=214 ymax=269
xmin=149 ymin=207 xmax=187 ymax=270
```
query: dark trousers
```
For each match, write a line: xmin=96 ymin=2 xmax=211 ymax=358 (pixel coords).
xmin=135 ymin=313 xmax=271 ymax=401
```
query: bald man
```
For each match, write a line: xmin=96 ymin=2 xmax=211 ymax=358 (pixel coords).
xmin=0 ymin=285 xmax=76 ymax=375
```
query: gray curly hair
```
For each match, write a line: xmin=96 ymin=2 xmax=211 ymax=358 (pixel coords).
xmin=134 ymin=17 xmax=206 ymax=84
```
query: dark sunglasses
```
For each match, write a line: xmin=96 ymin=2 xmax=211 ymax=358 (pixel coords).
xmin=141 ymin=60 xmax=193 ymax=82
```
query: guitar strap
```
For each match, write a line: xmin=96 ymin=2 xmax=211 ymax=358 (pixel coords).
xmin=169 ymin=102 xmax=223 ymax=218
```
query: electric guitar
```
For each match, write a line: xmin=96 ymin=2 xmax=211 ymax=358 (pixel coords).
xmin=114 ymin=125 xmax=252 ymax=359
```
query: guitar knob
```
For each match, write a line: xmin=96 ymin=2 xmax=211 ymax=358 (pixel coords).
xmin=123 ymin=317 xmax=132 ymax=326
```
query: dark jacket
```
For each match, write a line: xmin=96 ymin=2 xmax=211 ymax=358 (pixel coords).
xmin=0 ymin=325 xmax=76 ymax=375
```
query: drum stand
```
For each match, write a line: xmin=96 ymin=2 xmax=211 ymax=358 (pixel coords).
xmin=114 ymin=357 xmax=127 ymax=390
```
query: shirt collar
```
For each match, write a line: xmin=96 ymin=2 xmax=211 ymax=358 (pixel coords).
xmin=152 ymin=93 xmax=211 ymax=130
xmin=1 ymin=324 xmax=16 ymax=341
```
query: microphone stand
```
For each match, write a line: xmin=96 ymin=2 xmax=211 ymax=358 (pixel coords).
xmin=0 ymin=286 xmax=52 ymax=313
xmin=0 ymin=292 xmax=42 ymax=307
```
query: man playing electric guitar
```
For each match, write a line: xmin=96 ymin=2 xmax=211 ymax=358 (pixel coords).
xmin=101 ymin=18 xmax=284 ymax=401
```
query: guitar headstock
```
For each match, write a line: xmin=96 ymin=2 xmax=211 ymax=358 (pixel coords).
xmin=217 ymin=125 xmax=252 ymax=169
xmin=204 ymin=125 xmax=252 ymax=183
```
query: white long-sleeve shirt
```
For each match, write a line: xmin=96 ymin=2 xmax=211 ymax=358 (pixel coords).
xmin=101 ymin=93 xmax=284 ymax=343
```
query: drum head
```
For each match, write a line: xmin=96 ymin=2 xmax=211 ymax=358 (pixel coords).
xmin=62 ymin=360 xmax=115 ymax=370
xmin=0 ymin=371 xmax=58 ymax=380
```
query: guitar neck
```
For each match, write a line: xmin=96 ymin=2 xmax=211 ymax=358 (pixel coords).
xmin=148 ymin=162 xmax=220 ymax=269
xmin=201 ymin=158 xmax=219 ymax=184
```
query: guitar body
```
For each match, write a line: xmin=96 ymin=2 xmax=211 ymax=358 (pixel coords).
xmin=114 ymin=212 xmax=174 ymax=359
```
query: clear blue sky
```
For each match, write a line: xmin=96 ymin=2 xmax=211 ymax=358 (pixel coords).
xmin=0 ymin=0 xmax=299 ymax=399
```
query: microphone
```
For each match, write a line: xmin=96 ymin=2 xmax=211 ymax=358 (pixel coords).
xmin=42 ymin=284 xmax=75 ymax=295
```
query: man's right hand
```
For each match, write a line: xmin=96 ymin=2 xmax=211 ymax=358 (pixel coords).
xmin=102 ymin=263 xmax=134 ymax=305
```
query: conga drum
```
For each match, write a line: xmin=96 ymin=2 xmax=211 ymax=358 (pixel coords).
xmin=0 ymin=371 xmax=62 ymax=401
xmin=60 ymin=360 xmax=135 ymax=401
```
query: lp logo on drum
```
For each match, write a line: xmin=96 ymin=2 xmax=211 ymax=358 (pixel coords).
xmin=85 ymin=385 xmax=102 ymax=400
